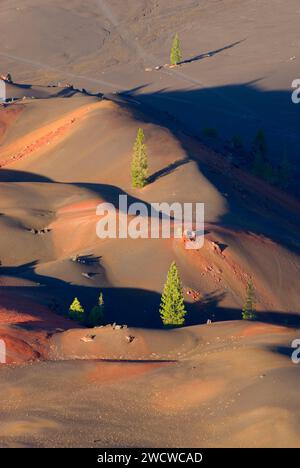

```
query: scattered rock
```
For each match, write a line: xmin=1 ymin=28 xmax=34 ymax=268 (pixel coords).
xmin=82 ymin=272 xmax=93 ymax=279
xmin=185 ymin=288 xmax=201 ymax=301
xmin=28 ymin=227 xmax=51 ymax=235
xmin=0 ymin=73 xmax=12 ymax=83
xmin=126 ymin=335 xmax=135 ymax=343
xmin=38 ymin=228 xmax=51 ymax=234
xmin=210 ymin=240 xmax=225 ymax=256
xmin=80 ymin=334 xmax=96 ymax=343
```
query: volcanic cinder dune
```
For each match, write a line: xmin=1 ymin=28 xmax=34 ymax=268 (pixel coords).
xmin=0 ymin=0 xmax=300 ymax=448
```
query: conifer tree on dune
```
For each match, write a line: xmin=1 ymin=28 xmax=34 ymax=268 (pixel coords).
xmin=242 ymin=279 xmax=256 ymax=321
xmin=69 ymin=297 xmax=85 ymax=322
xmin=131 ymin=128 xmax=148 ymax=188
xmin=170 ymin=33 xmax=182 ymax=65
xmin=160 ymin=261 xmax=187 ymax=326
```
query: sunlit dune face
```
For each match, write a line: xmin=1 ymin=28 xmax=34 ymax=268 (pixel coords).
xmin=0 ymin=418 xmax=60 ymax=438
xmin=153 ymin=378 xmax=226 ymax=413
xmin=239 ymin=323 xmax=290 ymax=338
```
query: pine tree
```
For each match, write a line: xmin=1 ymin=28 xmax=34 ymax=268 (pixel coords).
xmin=69 ymin=297 xmax=85 ymax=322
xmin=131 ymin=128 xmax=148 ymax=188
xmin=242 ymin=279 xmax=256 ymax=320
xmin=170 ymin=33 xmax=182 ymax=65
xmin=160 ymin=261 xmax=187 ymax=326
xmin=88 ymin=292 xmax=105 ymax=327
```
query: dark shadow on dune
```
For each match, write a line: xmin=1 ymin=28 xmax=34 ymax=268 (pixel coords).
xmin=148 ymin=157 xmax=190 ymax=184
xmin=1 ymin=262 xmax=299 ymax=330
xmin=0 ymin=169 xmax=177 ymax=222
xmin=111 ymin=86 xmax=300 ymax=256
xmin=119 ymin=83 xmax=300 ymax=182
xmin=4 ymin=80 xmax=103 ymax=101
xmin=0 ymin=260 xmax=39 ymax=276
xmin=178 ymin=39 xmax=245 ymax=65
xmin=1 ymin=85 xmax=300 ymax=330
xmin=269 ymin=345 xmax=294 ymax=359
xmin=259 ymin=312 xmax=300 ymax=328
xmin=0 ymin=168 xmax=53 ymax=182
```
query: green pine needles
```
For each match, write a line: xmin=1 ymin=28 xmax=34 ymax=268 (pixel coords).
xmin=242 ymin=278 xmax=256 ymax=321
xmin=131 ymin=128 xmax=148 ymax=188
xmin=170 ymin=33 xmax=182 ymax=65
xmin=69 ymin=297 xmax=85 ymax=322
xmin=160 ymin=261 xmax=187 ymax=326
xmin=68 ymin=292 xmax=105 ymax=326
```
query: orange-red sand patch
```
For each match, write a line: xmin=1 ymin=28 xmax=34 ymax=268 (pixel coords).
xmin=0 ymin=101 xmax=102 ymax=167
xmin=239 ymin=322 xmax=289 ymax=338
xmin=0 ymin=105 xmax=23 ymax=145
xmin=0 ymin=331 xmax=42 ymax=364
xmin=87 ymin=361 xmax=171 ymax=384
xmin=57 ymin=199 xmax=101 ymax=214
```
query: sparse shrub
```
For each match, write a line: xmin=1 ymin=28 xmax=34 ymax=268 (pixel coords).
xmin=160 ymin=261 xmax=186 ymax=326
xmin=69 ymin=297 xmax=85 ymax=322
xmin=203 ymin=127 xmax=218 ymax=139
xmin=242 ymin=279 xmax=256 ymax=321
xmin=170 ymin=33 xmax=182 ymax=65
xmin=131 ymin=128 xmax=148 ymax=188
xmin=88 ymin=292 xmax=105 ymax=327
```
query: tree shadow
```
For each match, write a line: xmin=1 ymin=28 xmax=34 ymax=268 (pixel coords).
xmin=0 ymin=168 xmax=52 ymax=182
xmin=179 ymin=39 xmax=246 ymax=65
xmin=147 ymin=157 xmax=190 ymax=184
